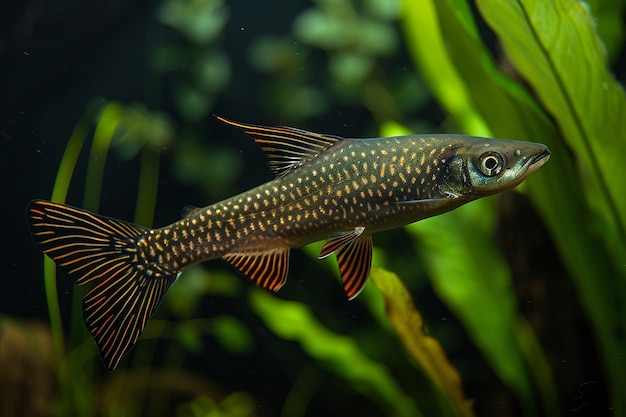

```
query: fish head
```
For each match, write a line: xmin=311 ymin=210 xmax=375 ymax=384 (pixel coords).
xmin=440 ymin=136 xmax=551 ymax=198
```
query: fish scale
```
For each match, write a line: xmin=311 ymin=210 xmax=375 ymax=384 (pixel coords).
xmin=27 ymin=116 xmax=550 ymax=370
xmin=157 ymin=137 xmax=455 ymax=260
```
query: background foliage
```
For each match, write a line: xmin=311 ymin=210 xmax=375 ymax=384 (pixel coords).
xmin=2 ymin=0 xmax=625 ymax=416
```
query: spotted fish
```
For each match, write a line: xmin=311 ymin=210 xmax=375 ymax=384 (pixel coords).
xmin=27 ymin=116 xmax=550 ymax=370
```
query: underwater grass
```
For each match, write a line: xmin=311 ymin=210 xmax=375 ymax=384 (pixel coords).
xmin=40 ymin=100 xmax=167 ymax=416
xmin=249 ymin=289 xmax=424 ymax=417
xmin=44 ymin=100 xmax=110 ymax=365
xmin=33 ymin=1 xmax=626 ymax=415
xmin=42 ymin=99 xmax=105 ymax=416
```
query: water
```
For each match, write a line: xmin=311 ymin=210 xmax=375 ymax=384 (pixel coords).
xmin=2 ymin=1 xmax=621 ymax=416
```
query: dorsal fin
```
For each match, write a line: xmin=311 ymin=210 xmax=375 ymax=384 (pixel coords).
xmin=181 ymin=205 xmax=201 ymax=218
xmin=216 ymin=115 xmax=343 ymax=177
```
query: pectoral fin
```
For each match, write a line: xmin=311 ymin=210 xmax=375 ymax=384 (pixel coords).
xmin=318 ymin=227 xmax=373 ymax=299
xmin=318 ymin=227 xmax=365 ymax=259
xmin=392 ymin=197 xmax=456 ymax=206
xmin=223 ymin=248 xmax=289 ymax=292
xmin=392 ymin=190 xmax=460 ymax=206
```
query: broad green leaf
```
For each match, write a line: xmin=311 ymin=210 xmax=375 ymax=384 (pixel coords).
xmin=472 ymin=1 xmax=626 ymax=413
xmin=431 ymin=0 xmax=547 ymax=138
xmin=476 ymin=0 xmax=626 ymax=248
xmin=248 ymin=290 xmax=423 ymax=417
xmin=585 ymin=0 xmax=626 ymax=61
xmin=399 ymin=0 xmax=626 ymax=414
xmin=382 ymin=118 xmax=540 ymax=414
xmin=407 ymin=199 xmax=534 ymax=409
xmin=369 ymin=267 xmax=474 ymax=417
xmin=399 ymin=0 xmax=490 ymax=136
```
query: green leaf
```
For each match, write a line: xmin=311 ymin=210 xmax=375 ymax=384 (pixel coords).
xmin=585 ymin=0 xmax=626 ymax=62
xmin=369 ymin=267 xmax=474 ymax=417
xmin=248 ymin=290 xmax=423 ymax=417
xmin=398 ymin=1 xmax=626 ymax=414
xmin=405 ymin=200 xmax=536 ymax=411
xmin=179 ymin=392 xmax=257 ymax=417
xmin=328 ymin=52 xmax=374 ymax=85
xmin=476 ymin=0 xmax=626 ymax=245
xmin=470 ymin=2 xmax=626 ymax=413
xmin=382 ymin=98 xmax=551 ymax=417
xmin=399 ymin=0 xmax=491 ymax=136
xmin=211 ymin=315 xmax=254 ymax=355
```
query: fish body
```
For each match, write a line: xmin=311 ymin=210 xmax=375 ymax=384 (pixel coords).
xmin=27 ymin=117 xmax=550 ymax=370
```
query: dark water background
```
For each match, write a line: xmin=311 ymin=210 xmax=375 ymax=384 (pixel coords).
xmin=1 ymin=1 xmax=624 ymax=417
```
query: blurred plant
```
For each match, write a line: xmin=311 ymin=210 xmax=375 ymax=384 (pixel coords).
xmin=248 ymin=37 xmax=330 ymax=122
xmin=172 ymin=138 xmax=243 ymax=198
xmin=165 ymin=265 xmax=254 ymax=356
xmin=0 ymin=319 xmax=56 ymax=417
xmin=154 ymin=0 xmax=244 ymax=201
xmin=248 ymin=0 xmax=430 ymax=126
xmin=156 ymin=0 xmax=231 ymax=121
xmin=31 ymin=0 xmax=626 ymax=416
xmin=178 ymin=392 xmax=257 ymax=417
xmin=111 ymin=104 xmax=174 ymax=159
xmin=249 ymin=289 xmax=423 ymax=417
xmin=293 ymin=0 xmax=398 ymax=87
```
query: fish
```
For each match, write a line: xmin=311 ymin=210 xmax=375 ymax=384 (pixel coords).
xmin=27 ymin=116 xmax=550 ymax=370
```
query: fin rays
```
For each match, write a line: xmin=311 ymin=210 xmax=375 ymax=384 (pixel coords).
xmin=216 ymin=116 xmax=342 ymax=177
xmin=319 ymin=228 xmax=373 ymax=299
xmin=27 ymin=200 xmax=177 ymax=371
xmin=223 ymin=248 xmax=289 ymax=292
xmin=336 ymin=234 xmax=372 ymax=299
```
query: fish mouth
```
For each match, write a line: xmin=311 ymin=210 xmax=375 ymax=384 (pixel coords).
xmin=511 ymin=146 xmax=550 ymax=186
xmin=527 ymin=147 xmax=551 ymax=174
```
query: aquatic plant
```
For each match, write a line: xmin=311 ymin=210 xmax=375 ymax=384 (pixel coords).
xmin=27 ymin=0 xmax=625 ymax=416
xmin=398 ymin=0 xmax=626 ymax=415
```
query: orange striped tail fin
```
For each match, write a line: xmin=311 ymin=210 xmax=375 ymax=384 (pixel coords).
xmin=26 ymin=200 xmax=178 ymax=371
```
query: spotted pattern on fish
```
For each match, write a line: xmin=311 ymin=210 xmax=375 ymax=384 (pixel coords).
xmin=27 ymin=116 xmax=550 ymax=370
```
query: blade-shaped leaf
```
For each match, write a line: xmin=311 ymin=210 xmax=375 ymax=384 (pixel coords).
xmin=378 ymin=124 xmax=538 ymax=415
xmin=400 ymin=0 xmax=625 ymax=414
xmin=408 ymin=199 xmax=535 ymax=409
xmin=369 ymin=267 xmax=475 ymax=417
xmin=248 ymin=290 xmax=423 ymax=417
xmin=476 ymin=0 xmax=626 ymax=245
xmin=584 ymin=0 xmax=626 ymax=61
xmin=399 ymin=0 xmax=491 ymax=136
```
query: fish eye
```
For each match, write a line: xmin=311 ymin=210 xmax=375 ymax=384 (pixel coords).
xmin=477 ymin=151 xmax=505 ymax=177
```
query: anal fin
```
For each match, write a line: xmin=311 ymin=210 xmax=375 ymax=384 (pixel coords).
xmin=223 ymin=248 xmax=290 ymax=292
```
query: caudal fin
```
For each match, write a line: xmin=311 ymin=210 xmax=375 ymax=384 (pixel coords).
xmin=27 ymin=200 xmax=178 ymax=371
